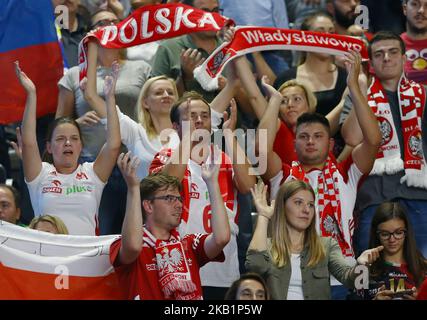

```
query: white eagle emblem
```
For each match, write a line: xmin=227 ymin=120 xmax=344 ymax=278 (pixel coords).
xmin=156 ymin=247 xmax=184 ymax=276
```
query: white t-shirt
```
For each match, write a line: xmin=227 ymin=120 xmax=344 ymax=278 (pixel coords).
xmin=102 ymin=109 xmax=180 ymax=180
xmin=287 ymin=253 xmax=304 ymax=300
xmin=26 ymin=162 xmax=105 ymax=236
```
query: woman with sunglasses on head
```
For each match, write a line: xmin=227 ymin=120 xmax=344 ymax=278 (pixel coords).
xmin=354 ymin=202 xmax=427 ymax=300
xmin=56 ymin=9 xmax=151 ymax=234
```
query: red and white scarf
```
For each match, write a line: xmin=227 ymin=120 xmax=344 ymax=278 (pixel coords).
xmin=287 ymin=158 xmax=353 ymax=257
xmin=368 ymin=75 xmax=427 ymax=189
xmin=143 ymin=226 xmax=202 ymax=300
xmin=194 ymin=26 xmax=368 ymax=91
xmin=78 ymin=3 xmax=232 ymax=82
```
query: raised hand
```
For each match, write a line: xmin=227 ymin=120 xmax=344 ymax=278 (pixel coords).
xmin=223 ymin=26 xmax=236 ymax=43
xmin=356 ymin=245 xmax=384 ymax=266
xmin=117 ymin=151 xmax=141 ymax=187
xmin=180 ymin=48 xmax=205 ymax=79
xmin=10 ymin=127 xmax=22 ymax=160
xmin=14 ymin=61 xmax=36 ymax=94
xmin=201 ymin=145 xmax=221 ymax=183
xmin=222 ymin=99 xmax=237 ymax=131
xmin=250 ymin=179 xmax=275 ymax=220
xmin=104 ymin=60 xmax=119 ymax=98
xmin=343 ymin=50 xmax=362 ymax=88
xmin=76 ymin=111 xmax=101 ymax=127
xmin=261 ymin=75 xmax=281 ymax=100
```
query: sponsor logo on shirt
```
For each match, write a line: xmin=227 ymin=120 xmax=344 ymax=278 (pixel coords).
xmin=65 ymin=185 xmax=93 ymax=195
xmin=76 ymin=172 xmax=89 ymax=180
xmin=42 ymin=180 xmax=62 ymax=194
xmin=190 ymin=192 xmax=199 ymax=199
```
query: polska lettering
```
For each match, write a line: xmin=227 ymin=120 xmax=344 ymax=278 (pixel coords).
xmin=100 ymin=6 xmax=220 ymax=45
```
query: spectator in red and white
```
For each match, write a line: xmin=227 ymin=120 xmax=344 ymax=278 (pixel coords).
xmin=264 ymin=50 xmax=381 ymax=299
xmin=149 ymin=92 xmax=256 ymax=299
xmin=110 ymin=151 xmax=230 ymax=300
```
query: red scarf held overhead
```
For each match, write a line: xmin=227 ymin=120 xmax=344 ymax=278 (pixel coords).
xmin=78 ymin=3 xmax=233 ymax=82
xmin=194 ymin=26 xmax=369 ymax=91
xmin=143 ymin=226 xmax=202 ymax=300
xmin=368 ymin=75 xmax=427 ymax=189
xmin=288 ymin=158 xmax=353 ymax=257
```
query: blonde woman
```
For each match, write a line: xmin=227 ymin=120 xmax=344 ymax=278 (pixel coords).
xmin=246 ymin=180 xmax=384 ymax=300
xmin=29 ymin=215 xmax=69 ymax=235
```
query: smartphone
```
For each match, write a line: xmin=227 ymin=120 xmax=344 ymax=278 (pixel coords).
xmin=390 ymin=289 xmax=414 ymax=299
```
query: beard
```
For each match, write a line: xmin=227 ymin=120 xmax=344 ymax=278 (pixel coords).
xmin=407 ymin=19 xmax=427 ymax=35
xmin=334 ymin=7 xmax=356 ymax=29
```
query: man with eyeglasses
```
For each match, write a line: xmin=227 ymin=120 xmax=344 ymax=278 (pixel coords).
xmin=110 ymin=151 xmax=230 ymax=300
xmin=0 ymin=184 xmax=21 ymax=225
xmin=401 ymin=0 xmax=427 ymax=85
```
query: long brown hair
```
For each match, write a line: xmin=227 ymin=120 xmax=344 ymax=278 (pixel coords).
xmin=368 ymin=202 xmax=427 ymax=287
xmin=270 ymin=180 xmax=325 ymax=267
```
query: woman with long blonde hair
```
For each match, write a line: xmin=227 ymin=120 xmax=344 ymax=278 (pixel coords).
xmin=246 ymin=180 xmax=383 ymax=300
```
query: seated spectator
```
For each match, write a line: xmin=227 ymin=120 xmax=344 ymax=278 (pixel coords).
xmin=224 ymin=272 xmax=270 ymax=300
xmin=354 ymin=202 xmax=427 ymax=300
xmin=15 ymin=61 xmax=121 ymax=236
xmin=110 ymin=152 xmax=230 ymax=300
xmin=246 ymin=179 xmax=383 ymax=300
xmin=0 ymin=184 xmax=21 ymax=225
xmin=29 ymin=215 xmax=69 ymax=234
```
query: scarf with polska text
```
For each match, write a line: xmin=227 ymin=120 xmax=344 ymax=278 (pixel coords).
xmin=287 ymin=158 xmax=353 ymax=257
xmin=194 ymin=26 xmax=368 ymax=91
xmin=78 ymin=3 xmax=232 ymax=83
xmin=368 ymin=75 xmax=427 ymax=189
xmin=143 ymin=226 xmax=202 ymax=300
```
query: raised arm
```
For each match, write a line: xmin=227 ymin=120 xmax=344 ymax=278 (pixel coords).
xmin=83 ymin=41 xmax=108 ymax=118
xmin=202 ymin=148 xmax=231 ymax=259
xmin=15 ymin=62 xmax=42 ymax=182
xmin=256 ymin=77 xmax=284 ymax=181
xmin=116 ymin=152 xmax=143 ymax=265
xmin=346 ymin=51 xmax=382 ymax=174
xmin=93 ymin=61 xmax=121 ymax=182
xmin=248 ymin=180 xmax=275 ymax=252
xmin=223 ymin=99 xmax=256 ymax=194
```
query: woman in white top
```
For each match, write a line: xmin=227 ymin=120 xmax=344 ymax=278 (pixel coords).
xmin=16 ymin=61 xmax=121 ymax=236
xmin=246 ymin=179 xmax=384 ymax=300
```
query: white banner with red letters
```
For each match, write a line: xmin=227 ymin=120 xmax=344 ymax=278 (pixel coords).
xmin=78 ymin=3 xmax=233 ymax=82
xmin=194 ymin=26 xmax=369 ymax=91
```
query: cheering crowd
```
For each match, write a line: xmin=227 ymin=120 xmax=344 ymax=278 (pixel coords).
xmin=1 ymin=0 xmax=427 ymax=300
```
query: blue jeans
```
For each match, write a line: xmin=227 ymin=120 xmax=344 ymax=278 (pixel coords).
xmin=353 ymin=199 xmax=427 ymax=258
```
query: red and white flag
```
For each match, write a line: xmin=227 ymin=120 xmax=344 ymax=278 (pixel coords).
xmin=0 ymin=221 xmax=125 ymax=299
xmin=194 ymin=26 xmax=369 ymax=91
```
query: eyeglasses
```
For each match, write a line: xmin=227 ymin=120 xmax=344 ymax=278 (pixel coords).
xmin=148 ymin=195 xmax=183 ymax=204
xmin=377 ymin=229 xmax=407 ymax=241
xmin=91 ymin=19 xmax=120 ymax=29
